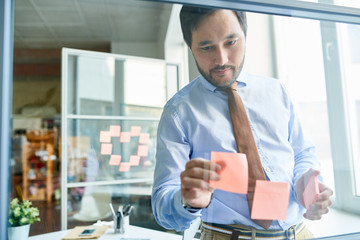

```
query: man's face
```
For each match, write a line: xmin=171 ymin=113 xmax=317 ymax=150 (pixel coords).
xmin=190 ymin=10 xmax=246 ymax=89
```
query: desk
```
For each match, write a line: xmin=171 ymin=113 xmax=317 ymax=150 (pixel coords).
xmin=29 ymin=225 xmax=183 ymax=240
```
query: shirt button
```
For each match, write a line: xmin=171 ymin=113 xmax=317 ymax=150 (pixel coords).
xmin=266 ymin=167 xmax=271 ymax=172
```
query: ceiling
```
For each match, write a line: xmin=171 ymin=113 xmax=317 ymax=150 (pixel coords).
xmin=14 ymin=0 xmax=173 ymax=49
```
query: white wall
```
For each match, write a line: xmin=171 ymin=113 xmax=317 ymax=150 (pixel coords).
xmin=164 ymin=4 xmax=189 ymax=88
xmin=243 ymin=12 xmax=276 ymax=78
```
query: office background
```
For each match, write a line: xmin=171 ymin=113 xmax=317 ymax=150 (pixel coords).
xmin=1 ymin=0 xmax=360 ymax=239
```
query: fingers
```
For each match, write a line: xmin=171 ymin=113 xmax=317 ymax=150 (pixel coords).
xmin=185 ymin=158 xmax=222 ymax=172
xmin=304 ymin=185 xmax=333 ymax=220
xmin=304 ymin=168 xmax=320 ymax=183
xmin=180 ymin=158 xmax=221 ymax=191
xmin=181 ymin=174 xmax=212 ymax=190
xmin=317 ymin=187 xmax=333 ymax=202
xmin=303 ymin=198 xmax=332 ymax=220
xmin=294 ymin=168 xmax=321 ymax=206
xmin=180 ymin=159 xmax=219 ymax=208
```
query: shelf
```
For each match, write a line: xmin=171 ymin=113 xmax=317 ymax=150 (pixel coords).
xmin=22 ymin=138 xmax=59 ymax=202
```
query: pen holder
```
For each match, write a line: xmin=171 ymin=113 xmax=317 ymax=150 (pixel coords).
xmin=121 ymin=215 xmax=129 ymax=233
xmin=113 ymin=214 xmax=129 ymax=234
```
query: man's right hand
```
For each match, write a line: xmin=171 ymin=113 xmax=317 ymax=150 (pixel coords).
xmin=180 ymin=158 xmax=222 ymax=209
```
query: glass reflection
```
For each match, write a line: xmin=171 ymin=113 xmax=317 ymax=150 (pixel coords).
xmin=66 ymin=119 xmax=157 ymax=183
xmin=66 ymin=54 xmax=174 ymax=117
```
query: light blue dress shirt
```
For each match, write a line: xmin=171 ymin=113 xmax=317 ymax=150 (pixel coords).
xmin=151 ymin=71 xmax=320 ymax=232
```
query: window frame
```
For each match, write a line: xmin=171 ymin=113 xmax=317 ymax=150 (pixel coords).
xmin=0 ymin=0 xmax=13 ymax=239
xmin=3 ymin=0 xmax=360 ymax=238
xmin=156 ymin=0 xmax=360 ymax=24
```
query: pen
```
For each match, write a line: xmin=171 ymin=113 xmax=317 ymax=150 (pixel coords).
xmin=109 ymin=203 xmax=116 ymax=217
xmin=124 ymin=205 xmax=133 ymax=216
xmin=116 ymin=211 xmax=121 ymax=230
xmin=122 ymin=204 xmax=130 ymax=215
xmin=118 ymin=205 xmax=124 ymax=218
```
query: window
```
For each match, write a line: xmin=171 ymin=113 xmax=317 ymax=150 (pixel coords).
xmin=4 ymin=0 xmax=360 ymax=239
xmin=62 ymin=49 xmax=180 ymax=228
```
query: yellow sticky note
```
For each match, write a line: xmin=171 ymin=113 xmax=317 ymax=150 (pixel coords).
xmin=251 ymin=180 xmax=289 ymax=220
xmin=209 ymin=151 xmax=248 ymax=194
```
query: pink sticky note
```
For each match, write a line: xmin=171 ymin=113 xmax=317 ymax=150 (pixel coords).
xmin=99 ymin=131 xmax=111 ymax=143
xmin=109 ymin=125 xmax=121 ymax=137
xmin=137 ymin=145 xmax=148 ymax=157
xmin=251 ymin=180 xmax=289 ymax=220
xmin=129 ymin=155 xmax=140 ymax=166
xmin=100 ymin=143 xmax=112 ymax=155
xmin=139 ymin=133 xmax=150 ymax=144
xmin=118 ymin=162 xmax=131 ymax=172
xmin=303 ymin=175 xmax=320 ymax=209
xmin=209 ymin=152 xmax=248 ymax=194
xmin=109 ymin=155 xmax=121 ymax=165
xmin=130 ymin=126 xmax=141 ymax=136
xmin=120 ymin=132 xmax=131 ymax=143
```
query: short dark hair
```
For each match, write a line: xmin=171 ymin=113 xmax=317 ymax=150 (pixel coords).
xmin=179 ymin=6 xmax=247 ymax=48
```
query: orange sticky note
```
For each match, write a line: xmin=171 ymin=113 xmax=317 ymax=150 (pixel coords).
xmin=130 ymin=126 xmax=141 ymax=136
xmin=109 ymin=125 xmax=121 ymax=137
xmin=129 ymin=155 xmax=140 ymax=166
xmin=209 ymin=152 xmax=248 ymax=194
xmin=139 ymin=133 xmax=150 ymax=144
xmin=120 ymin=132 xmax=131 ymax=143
xmin=99 ymin=131 xmax=111 ymax=143
xmin=109 ymin=155 xmax=121 ymax=165
xmin=251 ymin=180 xmax=289 ymax=220
xmin=137 ymin=145 xmax=148 ymax=157
xmin=100 ymin=143 xmax=112 ymax=155
xmin=303 ymin=175 xmax=319 ymax=209
xmin=118 ymin=162 xmax=131 ymax=172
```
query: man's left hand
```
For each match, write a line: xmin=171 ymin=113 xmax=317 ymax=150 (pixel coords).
xmin=294 ymin=168 xmax=333 ymax=220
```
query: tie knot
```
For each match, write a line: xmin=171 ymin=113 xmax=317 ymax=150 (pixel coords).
xmin=224 ymin=81 xmax=238 ymax=94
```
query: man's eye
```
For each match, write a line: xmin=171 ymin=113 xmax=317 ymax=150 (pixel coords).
xmin=227 ymin=40 xmax=237 ymax=46
xmin=201 ymin=46 xmax=213 ymax=51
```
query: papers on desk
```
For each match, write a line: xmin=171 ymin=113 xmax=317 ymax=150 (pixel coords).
xmin=62 ymin=226 xmax=108 ymax=239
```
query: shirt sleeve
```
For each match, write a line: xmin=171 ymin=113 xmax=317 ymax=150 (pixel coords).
xmin=287 ymin=98 xmax=321 ymax=184
xmin=151 ymin=105 xmax=201 ymax=231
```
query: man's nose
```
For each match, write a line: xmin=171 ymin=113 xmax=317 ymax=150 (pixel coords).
xmin=214 ymin=47 xmax=229 ymax=66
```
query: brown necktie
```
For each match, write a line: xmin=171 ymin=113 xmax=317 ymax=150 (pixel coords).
xmin=225 ymin=81 xmax=272 ymax=230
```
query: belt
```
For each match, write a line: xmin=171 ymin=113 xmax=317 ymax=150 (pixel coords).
xmin=202 ymin=221 xmax=304 ymax=240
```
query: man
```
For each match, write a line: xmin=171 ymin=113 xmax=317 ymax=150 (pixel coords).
xmin=152 ymin=5 xmax=333 ymax=240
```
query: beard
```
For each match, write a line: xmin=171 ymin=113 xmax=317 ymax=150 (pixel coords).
xmin=196 ymin=59 xmax=244 ymax=89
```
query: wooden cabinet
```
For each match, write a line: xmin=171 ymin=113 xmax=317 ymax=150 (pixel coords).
xmin=22 ymin=130 xmax=60 ymax=202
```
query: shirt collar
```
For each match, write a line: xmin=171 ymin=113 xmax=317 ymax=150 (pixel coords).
xmin=199 ymin=71 xmax=248 ymax=92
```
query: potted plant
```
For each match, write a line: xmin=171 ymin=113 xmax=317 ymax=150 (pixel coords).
xmin=8 ymin=198 xmax=40 ymax=240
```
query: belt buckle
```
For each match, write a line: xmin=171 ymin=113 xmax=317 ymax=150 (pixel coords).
xmin=230 ymin=227 xmax=256 ymax=240
xmin=285 ymin=225 xmax=296 ymax=240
